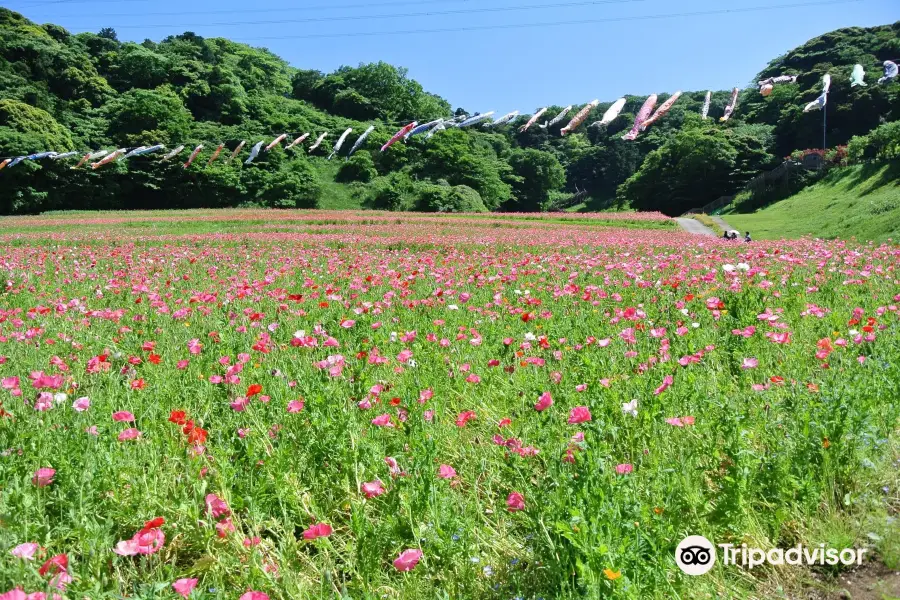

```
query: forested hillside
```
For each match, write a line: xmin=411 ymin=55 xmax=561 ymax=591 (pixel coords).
xmin=0 ymin=8 xmax=897 ymax=215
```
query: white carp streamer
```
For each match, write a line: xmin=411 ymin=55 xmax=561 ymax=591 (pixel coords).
xmin=183 ymin=144 xmax=203 ymax=169
xmin=519 ymin=108 xmax=547 ymax=132
xmin=245 ymin=141 xmax=264 ymax=164
xmin=641 ymin=92 xmax=681 ymax=131
xmin=50 ymin=151 xmax=79 ymax=160
xmin=124 ymin=146 xmax=146 ymax=158
xmin=851 ymin=64 xmax=866 ymax=87
xmin=309 ymin=132 xmax=329 ymax=152
xmin=878 ymin=61 xmax=897 ymax=84
xmin=539 ymin=106 xmax=572 ymax=129
xmin=328 ymin=128 xmax=353 ymax=160
xmin=347 ymin=125 xmax=375 ymax=158
xmin=206 ymin=143 xmax=225 ymax=166
xmin=425 ymin=121 xmax=446 ymax=140
xmin=622 ymin=95 xmax=657 ymax=141
xmin=483 ymin=111 xmax=519 ymax=128
xmin=265 ymin=134 xmax=288 ymax=152
xmin=720 ymin=88 xmax=740 ymax=122
xmin=803 ymin=75 xmax=832 ymax=113
xmin=758 ymin=75 xmax=797 ymax=87
xmin=560 ymin=100 xmax=598 ymax=136
xmin=91 ymin=148 xmax=125 ymax=169
xmin=286 ymin=134 xmax=309 ymax=150
xmin=227 ymin=141 xmax=246 ymax=163
xmin=161 ymin=145 xmax=185 ymax=162
xmin=701 ymin=91 xmax=711 ymax=119
xmin=457 ymin=112 xmax=494 ymax=128
xmin=592 ymin=98 xmax=626 ymax=128
xmin=127 ymin=145 xmax=164 ymax=158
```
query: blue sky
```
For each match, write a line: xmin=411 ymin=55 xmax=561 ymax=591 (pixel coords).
xmin=7 ymin=0 xmax=897 ymax=112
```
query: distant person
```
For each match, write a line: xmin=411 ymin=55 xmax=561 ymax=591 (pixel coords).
xmin=744 ymin=231 xmax=752 ymax=243
xmin=722 ymin=231 xmax=730 ymax=241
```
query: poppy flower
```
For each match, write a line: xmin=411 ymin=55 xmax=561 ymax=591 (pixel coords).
xmin=393 ymin=549 xmax=423 ymax=572
xmin=72 ymin=397 xmax=90 ymax=412
xmin=361 ymin=480 xmax=386 ymax=498
xmin=205 ymin=493 xmax=230 ymax=518
xmin=10 ymin=543 xmax=39 ymax=560
xmin=568 ymin=406 xmax=592 ymax=425
xmin=32 ymin=468 xmax=55 ymax=487
xmin=438 ymin=464 xmax=457 ymax=479
xmin=534 ymin=391 xmax=553 ymax=412
xmin=38 ymin=554 xmax=68 ymax=577
xmin=117 ymin=428 xmax=141 ymax=441
xmin=741 ymin=358 xmax=758 ymax=369
xmin=246 ymin=384 xmax=262 ymax=397
xmin=507 ymin=492 xmax=525 ymax=512
xmin=112 ymin=411 xmax=135 ymax=422
xmin=113 ymin=518 xmax=165 ymax=556
xmin=615 ymin=464 xmax=633 ymax=475
xmin=287 ymin=400 xmax=304 ymax=413
xmin=238 ymin=592 xmax=269 ymax=600
xmin=302 ymin=523 xmax=332 ymax=540
xmin=172 ymin=578 xmax=198 ymax=598
xmin=169 ymin=410 xmax=187 ymax=425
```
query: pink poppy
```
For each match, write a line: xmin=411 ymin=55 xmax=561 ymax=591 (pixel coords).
xmin=1 ymin=376 xmax=18 ymax=390
xmin=396 ymin=349 xmax=413 ymax=363
xmin=0 ymin=590 xmax=26 ymax=600
xmin=438 ymin=464 xmax=457 ymax=479
xmin=117 ymin=428 xmax=141 ymax=442
xmin=113 ymin=518 xmax=165 ymax=556
xmin=302 ymin=523 xmax=333 ymax=540
xmin=615 ymin=463 xmax=634 ymax=475
xmin=465 ymin=374 xmax=481 ymax=384
xmin=682 ymin=416 xmax=696 ymax=425
xmin=215 ymin=518 xmax=235 ymax=538
xmin=575 ymin=383 xmax=587 ymax=392
xmin=534 ymin=391 xmax=553 ymax=412
xmin=666 ymin=418 xmax=684 ymax=427
xmin=361 ymin=480 xmax=386 ymax=498
xmin=32 ymin=468 xmax=55 ymax=487
xmin=741 ymin=357 xmax=759 ymax=369
xmin=507 ymin=492 xmax=525 ymax=512
xmin=72 ymin=397 xmax=90 ymax=412
xmin=86 ymin=425 xmax=99 ymax=436
xmin=176 ymin=360 xmax=189 ymax=370
xmin=654 ymin=375 xmax=674 ymax=396
xmin=371 ymin=414 xmax=393 ymax=427
xmin=238 ymin=592 xmax=269 ymax=600
xmin=568 ymin=406 xmax=592 ymax=425
xmin=287 ymin=400 xmax=304 ymax=413
xmin=171 ymin=578 xmax=198 ymax=598
xmin=10 ymin=543 xmax=39 ymax=560
xmin=243 ymin=537 xmax=261 ymax=547
xmin=455 ymin=410 xmax=476 ymax=427
xmin=205 ymin=493 xmax=230 ymax=518
xmin=393 ymin=549 xmax=423 ymax=572
xmin=230 ymin=397 xmax=249 ymax=412
xmin=112 ymin=411 xmax=135 ymax=422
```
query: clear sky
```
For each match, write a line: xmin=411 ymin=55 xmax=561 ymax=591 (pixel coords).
xmin=6 ymin=0 xmax=898 ymax=113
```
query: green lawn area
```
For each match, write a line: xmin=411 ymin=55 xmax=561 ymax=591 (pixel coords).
xmin=722 ymin=161 xmax=900 ymax=243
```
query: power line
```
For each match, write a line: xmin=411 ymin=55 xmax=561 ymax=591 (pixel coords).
xmin=59 ymin=0 xmax=646 ymax=30
xmin=133 ymin=0 xmax=862 ymax=41
xmin=15 ymin=0 xmax=476 ymax=16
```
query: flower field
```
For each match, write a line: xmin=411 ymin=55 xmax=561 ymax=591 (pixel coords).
xmin=0 ymin=211 xmax=898 ymax=599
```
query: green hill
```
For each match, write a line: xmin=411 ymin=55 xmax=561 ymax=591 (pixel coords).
xmin=0 ymin=8 xmax=897 ymax=216
xmin=723 ymin=161 xmax=900 ymax=243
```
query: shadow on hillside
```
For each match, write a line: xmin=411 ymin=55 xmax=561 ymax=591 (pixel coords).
xmin=843 ymin=160 xmax=900 ymax=195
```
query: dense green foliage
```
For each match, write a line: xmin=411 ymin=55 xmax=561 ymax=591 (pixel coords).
xmin=0 ymin=9 xmax=897 ymax=215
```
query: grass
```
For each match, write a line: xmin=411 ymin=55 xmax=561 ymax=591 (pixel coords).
xmin=722 ymin=161 xmax=900 ymax=243
xmin=0 ymin=213 xmax=897 ymax=599
xmin=690 ymin=214 xmax=723 ymax=235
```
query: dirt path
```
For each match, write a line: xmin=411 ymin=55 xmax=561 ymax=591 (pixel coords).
xmin=675 ymin=217 xmax=716 ymax=236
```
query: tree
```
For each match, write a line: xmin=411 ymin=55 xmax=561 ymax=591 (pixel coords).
xmin=336 ymin=152 xmax=377 ymax=183
xmin=105 ymin=87 xmax=193 ymax=146
xmin=504 ymin=148 xmax=565 ymax=212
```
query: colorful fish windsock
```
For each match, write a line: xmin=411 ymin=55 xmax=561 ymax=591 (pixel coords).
xmin=458 ymin=112 xmax=495 ymax=128
xmin=719 ymin=88 xmax=740 ymax=122
xmin=309 ymin=132 xmax=329 ymax=152
xmin=245 ymin=141 xmax=264 ymax=164
xmin=879 ymin=61 xmax=898 ymax=84
xmin=125 ymin=145 xmax=165 ymax=158
xmin=92 ymin=149 xmax=125 ymax=169
xmin=520 ymin=108 xmax=547 ymax=132
xmin=74 ymin=150 xmax=107 ymax=169
xmin=483 ymin=111 xmax=519 ymax=128
xmin=539 ymin=106 xmax=572 ymax=129
xmin=347 ymin=125 xmax=375 ymax=158
xmin=161 ymin=145 xmax=185 ymax=162
xmin=760 ymin=85 xmax=774 ymax=97
xmin=265 ymin=134 xmax=288 ymax=152
xmin=592 ymin=98 xmax=626 ymax=128
xmin=227 ymin=141 xmax=246 ymax=163
xmin=758 ymin=75 xmax=797 ymax=88
xmin=206 ymin=143 xmax=225 ymax=166
xmin=851 ymin=64 xmax=867 ymax=87
xmin=123 ymin=146 xmax=147 ymax=158
xmin=183 ymin=144 xmax=203 ymax=169
xmin=381 ymin=122 xmax=417 ymax=152
xmin=424 ymin=121 xmax=446 ymax=140
xmin=560 ymin=101 xmax=598 ymax=136
xmin=7 ymin=156 xmax=26 ymax=169
xmin=803 ymin=74 xmax=831 ymax=112
xmin=286 ymin=134 xmax=309 ymax=150
xmin=701 ymin=91 xmax=711 ymax=120
xmin=0 ymin=158 xmax=11 ymax=171
xmin=622 ymin=95 xmax=657 ymax=141
xmin=328 ymin=128 xmax=353 ymax=160
xmin=26 ymin=151 xmax=57 ymax=161
xmin=406 ymin=120 xmax=442 ymax=139
xmin=51 ymin=151 xmax=79 ymax=160
xmin=640 ymin=92 xmax=681 ymax=132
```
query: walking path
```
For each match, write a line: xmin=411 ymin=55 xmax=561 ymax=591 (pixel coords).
xmin=675 ymin=217 xmax=716 ymax=236
xmin=710 ymin=215 xmax=733 ymax=232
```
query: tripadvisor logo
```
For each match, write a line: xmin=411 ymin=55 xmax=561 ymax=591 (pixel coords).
xmin=675 ymin=536 xmax=867 ymax=575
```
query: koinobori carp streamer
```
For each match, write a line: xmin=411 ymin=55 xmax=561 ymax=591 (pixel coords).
xmin=560 ymin=100 xmax=598 ymax=136
xmin=347 ymin=126 xmax=375 ymax=157
xmin=640 ymin=91 xmax=681 ymax=131
xmin=519 ymin=108 xmax=547 ymax=132
xmin=720 ymin=88 xmax=740 ymax=122
xmin=381 ymin=122 xmax=417 ymax=151
xmin=328 ymin=128 xmax=353 ymax=160
xmin=622 ymin=95 xmax=657 ymax=141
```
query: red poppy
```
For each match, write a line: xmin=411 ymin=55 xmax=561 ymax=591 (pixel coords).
xmin=247 ymin=384 xmax=262 ymax=397
xmin=187 ymin=427 xmax=208 ymax=445
xmin=148 ymin=353 xmax=161 ymax=365
xmin=319 ymin=301 xmax=329 ymax=308
xmin=169 ymin=410 xmax=187 ymax=425
xmin=38 ymin=553 xmax=68 ymax=576
xmin=142 ymin=517 xmax=165 ymax=530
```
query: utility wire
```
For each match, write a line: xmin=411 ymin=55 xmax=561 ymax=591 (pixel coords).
xmin=59 ymin=0 xmax=865 ymax=40
xmin=59 ymin=0 xmax=646 ymax=29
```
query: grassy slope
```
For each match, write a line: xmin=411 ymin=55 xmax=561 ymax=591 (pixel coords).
xmin=723 ymin=161 xmax=900 ymax=243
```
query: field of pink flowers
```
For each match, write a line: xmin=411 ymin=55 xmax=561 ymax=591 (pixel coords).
xmin=0 ymin=211 xmax=897 ymax=599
